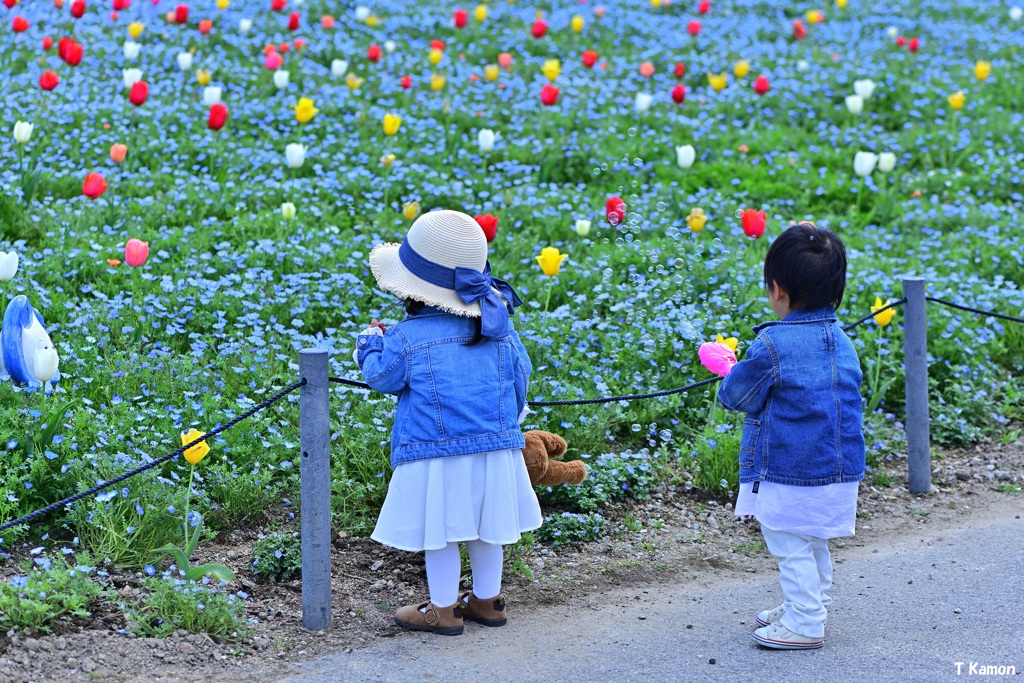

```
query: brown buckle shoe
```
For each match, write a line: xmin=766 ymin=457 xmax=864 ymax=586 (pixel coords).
xmin=458 ymin=591 xmax=508 ymax=627
xmin=394 ymin=600 xmax=464 ymax=636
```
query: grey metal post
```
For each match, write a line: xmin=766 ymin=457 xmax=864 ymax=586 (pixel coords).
xmin=903 ymin=277 xmax=931 ymax=494
xmin=299 ymin=348 xmax=332 ymax=630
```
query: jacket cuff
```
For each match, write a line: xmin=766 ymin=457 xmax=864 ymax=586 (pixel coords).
xmin=356 ymin=333 xmax=384 ymax=365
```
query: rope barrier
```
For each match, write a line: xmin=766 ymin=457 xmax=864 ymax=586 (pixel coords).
xmin=0 ymin=379 xmax=306 ymax=534
xmin=842 ymin=298 xmax=907 ymax=331
xmin=926 ymin=297 xmax=1024 ymax=325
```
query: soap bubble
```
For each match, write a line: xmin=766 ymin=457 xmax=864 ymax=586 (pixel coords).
xmin=631 ymin=423 xmax=642 ymax=432
xmin=719 ymin=479 xmax=729 ymax=489
xmin=627 ymin=127 xmax=637 ymax=137
xmin=734 ymin=208 xmax=744 ymax=219
xmin=660 ymin=429 xmax=673 ymax=441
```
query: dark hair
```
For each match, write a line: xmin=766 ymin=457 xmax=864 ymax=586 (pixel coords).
xmin=404 ymin=298 xmax=483 ymax=344
xmin=763 ymin=222 xmax=847 ymax=310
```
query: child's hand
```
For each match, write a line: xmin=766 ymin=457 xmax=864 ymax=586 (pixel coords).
xmin=369 ymin=318 xmax=387 ymax=334
xmin=699 ymin=341 xmax=738 ymax=377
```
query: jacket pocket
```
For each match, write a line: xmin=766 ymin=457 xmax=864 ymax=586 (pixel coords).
xmin=739 ymin=418 xmax=760 ymax=469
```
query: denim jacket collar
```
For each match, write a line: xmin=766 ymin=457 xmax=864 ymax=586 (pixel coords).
xmin=753 ymin=306 xmax=836 ymax=333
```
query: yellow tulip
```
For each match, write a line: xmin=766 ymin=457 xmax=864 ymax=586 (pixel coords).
xmin=733 ymin=60 xmax=750 ymax=78
xmin=294 ymin=97 xmax=319 ymax=123
xmin=366 ymin=14 xmax=379 ymax=27
xmin=542 ymin=59 xmax=561 ymax=83
xmin=195 ymin=68 xmax=211 ymax=86
xmin=651 ymin=0 xmax=662 ymax=7
xmin=571 ymin=14 xmax=584 ymax=32
xmin=536 ymin=247 xmax=567 ymax=277
xmin=383 ymin=113 xmax=402 ymax=136
xmin=429 ymin=48 xmax=443 ymax=66
xmin=181 ymin=428 xmax=210 ymax=466
xmin=974 ymin=60 xmax=991 ymax=81
xmin=380 ymin=153 xmax=396 ymax=167
xmin=345 ymin=73 xmax=364 ymax=90
xmin=475 ymin=4 xmax=487 ymax=21
xmin=430 ymin=73 xmax=446 ymax=91
xmin=484 ymin=64 xmax=500 ymax=81
xmin=128 ymin=21 xmax=144 ymax=39
xmin=216 ymin=0 xmax=229 ymax=9
xmin=947 ymin=90 xmax=965 ymax=111
xmin=686 ymin=208 xmax=707 ymax=233
xmin=403 ymin=201 xmax=421 ymax=221
xmin=715 ymin=333 xmax=739 ymax=352
xmin=836 ymin=0 xmax=847 ymax=8
xmin=871 ymin=297 xmax=896 ymax=327
xmin=708 ymin=72 xmax=728 ymax=92
xmin=806 ymin=9 xmax=824 ymax=24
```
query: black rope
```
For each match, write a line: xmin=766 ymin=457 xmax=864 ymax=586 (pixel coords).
xmin=842 ymin=298 xmax=907 ymax=331
xmin=0 ymin=379 xmax=306 ymax=534
xmin=926 ymin=297 xmax=1024 ymax=325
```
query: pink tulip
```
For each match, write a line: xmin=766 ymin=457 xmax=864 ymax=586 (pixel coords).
xmin=698 ymin=342 xmax=737 ymax=377
xmin=265 ymin=50 xmax=283 ymax=70
xmin=125 ymin=238 xmax=149 ymax=267
xmin=497 ymin=52 xmax=513 ymax=68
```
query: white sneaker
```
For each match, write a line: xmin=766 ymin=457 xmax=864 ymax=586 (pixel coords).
xmin=756 ymin=604 xmax=784 ymax=627
xmin=752 ymin=622 xmax=824 ymax=649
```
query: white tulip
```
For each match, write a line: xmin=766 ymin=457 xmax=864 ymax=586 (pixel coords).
xmin=285 ymin=143 xmax=306 ymax=169
xmin=854 ymin=151 xmax=879 ymax=177
xmin=239 ymin=18 xmax=253 ymax=33
xmin=478 ymin=129 xmax=495 ymax=152
xmin=0 ymin=251 xmax=18 ymax=281
xmin=675 ymin=144 xmax=696 ymax=169
xmin=13 ymin=121 xmax=33 ymax=145
xmin=1010 ymin=6 xmax=1022 ymax=21
xmin=122 ymin=68 xmax=143 ymax=89
xmin=33 ymin=347 xmax=59 ymax=384
xmin=281 ymin=202 xmax=297 ymax=220
xmin=383 ymin=40 xmax=396 ymax=54
xmin=635 ymin=92 xmax=653 ymax=113
xmin=796 ymin=59 xmax=809 ymax=72
xmin=176 ymin=52 xmax=193 ymax=71
xmin=853 ymin=79 xmax=875 ymax=99
xmin=273 ymin=70 xmax=290 ymax=90
xmin=886 ymin=26 xmax=898 ymax=38
xmin=354 ymin=6 xmax=371 ymax=21
xmin=845 ymin=95 xmax=863 ymax=115
xmin=877 ymin=152 xmax=896 ymax=173
xmin=574 ymin=219 xmax=591 ymax=237
xmin=202 ymin=86 xmax=222 ymax=106
xmin=123 ymin=40 xmax=141 ymax=61
xmin=331 ymin=59 xmax=348 ymax=79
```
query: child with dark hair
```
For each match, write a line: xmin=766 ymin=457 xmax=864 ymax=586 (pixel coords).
xmin=701 ymin=221 xmax=865 ymax=650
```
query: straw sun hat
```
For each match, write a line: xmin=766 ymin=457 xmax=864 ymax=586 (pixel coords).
xmin=369 ymin=211 xmax=522 ymax=336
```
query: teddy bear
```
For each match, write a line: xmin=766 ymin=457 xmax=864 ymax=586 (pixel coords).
xmin=522 ymin=430 xmax=587 ymax=486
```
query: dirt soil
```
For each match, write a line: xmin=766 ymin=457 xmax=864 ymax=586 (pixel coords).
xmin=1 ymin=440 xmax=1021 ymax=683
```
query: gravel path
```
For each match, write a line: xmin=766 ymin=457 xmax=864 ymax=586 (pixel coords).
xmin=280 ymin=499 xmax=1023 ymax=683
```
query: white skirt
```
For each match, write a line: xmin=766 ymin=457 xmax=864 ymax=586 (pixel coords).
xmin=734 ymin=480 xmax=859 ymax=539
xmin=371 ymin=448 xmax=543 ymax=552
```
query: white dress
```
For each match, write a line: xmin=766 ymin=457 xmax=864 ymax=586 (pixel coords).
xmin=371 ymin=448 xmax=543 ymax=552
xmin=733 ymin=480 xmax=859 ymax=539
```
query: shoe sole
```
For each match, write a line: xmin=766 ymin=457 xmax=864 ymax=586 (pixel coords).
xmin=394 ymin=617 xmax=464 ymax=636
xmin=756 ymin=616 xmax=772 ymax=627
xmin=464 ymin=615 xmax=508 ymax=627
xmin=752 ymin=632 xmax=823 ymax=650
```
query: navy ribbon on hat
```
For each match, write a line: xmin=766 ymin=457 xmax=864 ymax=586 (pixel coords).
xmin=398 ymin=240 xmax=522 ymax=340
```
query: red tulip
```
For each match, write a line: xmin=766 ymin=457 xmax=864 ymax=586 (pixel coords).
xmin=110 ymin=11 xmax=119 ymax=20
xmin=540 ymin=84 xmax=559 ymax=106
xmin=58 ymin=36 xmax=70 ymax=59
xmin=82 ymin=173 xmax=108 ymax=200
xmin=321 ymin=15 xmax=335 ymax=29
xmin=792 ymin=19 xmax=806 ymax=39
xmin=896 ymin=36 xmax=906 ymax=47
xmin=475 ymin=214 xmax=498 ymax=242
xmin=430 ymin=39 xmax=446 ymax=52
xmin=741 ymin=209 xmax=766 ymax=238
xmin=174 ymin=4 xmax=188 ymax=23
xmin=753 ymin=75 xmax=770 ymax=95
xmin=294 ymin=38 xmax=306 ymax=50
xmin=208 ymin=103 xmax=228 ymax=131
xmin=367 ymin=44 xmax=381 ymax=62
xmin=581 ymin=50 xmax=598 ymax=68
xmin=71 ymin=0 xmax=86 ymax=18
xmin=687 ymin=20 xmax=700 ymax=36
xmin=42 ymin=36 xmax=53 ymax=50
xmin=124 ymin=238 xmax=149 ymax=267
xmin=3 ymin=0 xmax=17 ymax=8
xmin=287 ymin=12 xmax=299 ymax=31
xmin=908 ymin=36 xmax=919 ymax=52
xmin=671 ymin=83 xmax=686 ymax=103
xmin=113 ymin=0 xmax=129 ymax=10
xmin=128 ymin=80 xmax=148 ymax=106
xmin=400 ymin=75 xmax=412 ymax=89
xmin=453 ymin=8 xmax=467 ymax=28
xmin=531 ymin=19 xmax=547 ymax=38
xmin=39 ymin=70 xmax=60 ymax=91
xmin=198 ymin=18 xmax=212 ymax=34
xmin=271 ymin=0 xmax=285 ymax=10
xmin=278 ymin=41 xmax=290 ymax=53
xmin=698 ymin=0 xmax=711 ymax=13
xmin=674 ymin=62 xmax=686 ymax=78
xmin=12 ymin=16 xmax=29 ymax=32
xmin=605 ymin=196 xmax=625 ymax=225
xmin=63 ymin=39 xmax=83 ymax=66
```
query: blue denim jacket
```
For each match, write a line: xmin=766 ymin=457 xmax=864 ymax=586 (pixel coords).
xmin=718 ymin=307 xmax=866 ymax=487
xmin=356 ymin=307 xmax=532 ymax=468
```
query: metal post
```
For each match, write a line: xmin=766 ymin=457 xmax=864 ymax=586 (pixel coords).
xmin=299 ymin=348 xmax=332 ymax=630
xmin=902 ymin=277 xmax=931 ymax=494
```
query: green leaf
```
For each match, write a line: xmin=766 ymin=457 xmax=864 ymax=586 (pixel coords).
xmin=184 ymin=563 xmax=235 ymax=583
xmin=151 ymin=544 xmax=190 ymax=573
xmin=38 ymin=399 xmax=80 ymax=452
xmin=184 ymin=513 xmax=203 ymax=560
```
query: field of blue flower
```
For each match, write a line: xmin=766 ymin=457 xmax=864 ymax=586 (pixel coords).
xmin=1 ymin=0 xmax=1023 ymax=633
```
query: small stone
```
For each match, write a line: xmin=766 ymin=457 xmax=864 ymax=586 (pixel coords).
xmin=955 ymin=472 xmax=970 ymax=481
xmin=368 ymin=580 xmax=387 ymax=592
xmin=709 ymin=658 xmax=716 ymax=665
xmin=953 ymin=608 xmax=961 ymax=614
xmin=370 ymin=560 xmax=385 ymax=572
xmin=687 ymin=624 xmax=693 ymax=629
xmin=54 ymin=637 xmax=67 ymax=652
xmin=81 ymin=658 xmax=97 ymax=673
xmin=638 ymin=616 xmax=646 ymax=620
xmin=178 ymin=643 xmax=196 ymax=653
xmin=23 ymin=638 xmax=38 ymax=652
xmin=66 ymin=657 xmax=79 ymax=668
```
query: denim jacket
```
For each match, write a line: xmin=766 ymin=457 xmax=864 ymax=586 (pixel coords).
xmin=718 ymin=307 xmax=865 ymax=487
xmin=356 ymin=306 xmax=532 ymax=468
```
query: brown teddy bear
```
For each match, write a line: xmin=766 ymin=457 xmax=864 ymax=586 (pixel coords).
xmin=522 ymin=430 xmax=587 ymax=486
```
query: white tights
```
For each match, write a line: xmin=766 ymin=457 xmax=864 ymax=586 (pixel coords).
xmin=423 ymin=540 xmax=503 ymax=607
